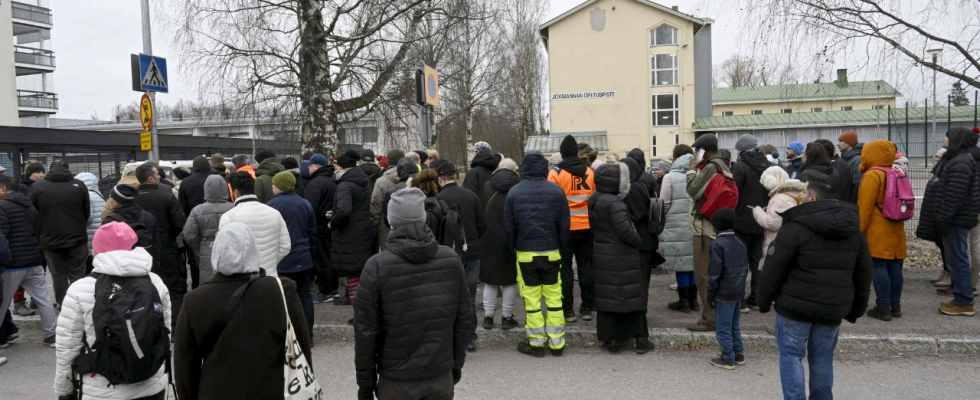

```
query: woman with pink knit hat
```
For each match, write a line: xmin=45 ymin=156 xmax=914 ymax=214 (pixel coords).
xmin=54 ymin=222 xmax=172 ymax=400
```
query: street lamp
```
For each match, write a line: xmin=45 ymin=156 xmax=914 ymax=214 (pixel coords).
xmin=927 ymin=48 xmax=942 ymax=168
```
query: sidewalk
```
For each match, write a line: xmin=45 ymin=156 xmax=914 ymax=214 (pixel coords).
xmin=13 ymin=267 xmax=980 ymax=353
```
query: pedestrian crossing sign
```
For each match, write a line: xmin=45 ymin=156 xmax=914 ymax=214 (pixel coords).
xmin=131 ymin=54 xmax=169 ymax=93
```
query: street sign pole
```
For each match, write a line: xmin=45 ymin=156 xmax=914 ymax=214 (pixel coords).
xmin=141 ymin=0 xmax=159 ymax=161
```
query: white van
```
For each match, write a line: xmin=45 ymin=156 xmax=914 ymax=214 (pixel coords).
xmin=123 ymin=160 xmax=236 ymax=180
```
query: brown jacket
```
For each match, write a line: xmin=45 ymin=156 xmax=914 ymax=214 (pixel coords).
xmin=101 ymin=175 xmax=140 ymax=220
xmin=174 ymin=272 xmax=312 ymax=400
xmin=857 ymin=140 xmax=907 ymax=260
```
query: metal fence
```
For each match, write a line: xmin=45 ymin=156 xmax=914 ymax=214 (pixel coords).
xmin=905 ymin=167 xmax=930 ymax=238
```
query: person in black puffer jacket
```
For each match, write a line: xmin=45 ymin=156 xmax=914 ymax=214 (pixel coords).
xmin=463 ymin=148 xmax=500 ymax=195
xmin=797 ymin=143 xmax=845 ymax=202
xmin=918 ymin=127 xmax=980 ymax=314
xmin=588 ymin=163 xmax=653 ymax=354
xmin=731 ymin=135 xmax=771 ymax=309
xmin=620 ymin=158 xmax=664 ymax=290
xmin=19 ymin=161 xmax=44 ymax=196
xmin=303 ymin=154 xmax=338 ymax=301
xmin=332 ymin=150 xmax=377 ymax=307
xmin=626 ymin=148 xmax=658 ymax=197
xmin=355 ymin=188 xmax=471 ymax=400
xmin=479 ymin=160 xmax=521 ymax=330
xmin=814 ymin=139 xmax=853 ymax=203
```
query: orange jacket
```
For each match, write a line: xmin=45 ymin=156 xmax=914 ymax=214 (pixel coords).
xmin=857 ymin=140 xmax=907 ymax=260
xmin=237 ymin=165 xmax=257 ymax=179
xmin=548 ymin=166 xmax=595 ymax=231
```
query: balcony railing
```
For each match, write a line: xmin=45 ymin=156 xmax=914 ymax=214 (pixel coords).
xmin=17 ymin=90 xmax=58 ymax=110
xmin=11 ymin=2 xmax=53 ymax=25
xmin=13 ymin=46 xmax=55 ymax=68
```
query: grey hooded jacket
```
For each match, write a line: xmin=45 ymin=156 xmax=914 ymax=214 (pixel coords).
xmin=182 ymin=175 xmax=234 ymax=281
xmin=76 ymin=172 xmax=106 ymax=252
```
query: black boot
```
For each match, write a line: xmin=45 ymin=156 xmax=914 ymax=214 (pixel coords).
xmin=634 ymin=337 xmax=655 ymax=354
xmin=866 ymin=305 xmax=893 ymax=321
xmin=689 ymin=285 xmax=701 ymax=312
xmin=668 ymin=287 xmax=691 ymax=312
xmin=890 ymin=303 xmax=902 ymax=318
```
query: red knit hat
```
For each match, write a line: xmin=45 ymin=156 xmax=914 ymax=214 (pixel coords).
xmin=838 ymin=131 xmax=858 ymax=147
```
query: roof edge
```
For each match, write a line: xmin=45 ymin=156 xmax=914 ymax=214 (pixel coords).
xmin=540 ymin=0 xmax=706 ymax=31
xmin=712 ymin=94 xmax=902 ymax=105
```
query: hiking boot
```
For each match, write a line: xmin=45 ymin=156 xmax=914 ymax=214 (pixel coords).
xmin=604 ymin=340 xmax=622 ymax=354
xmin=866 ymin=305 xmax=893 ymax=321
xmin=12 ymin=301 xmax=35 ymax=317
xmin=890 ymin=303 xmax=902 ymax=318
xmin=745 ymin=298 xmax=759 ymax=310
xmin=483 ymin=316 xmax=494 ymax=330
xmin=517 ymin=341 xmax=546 ymax=358
xmin=931 ymin=270 xmax=948 ymax=283
xmin=501 ymin=316 xmax=519 ymax=330
xmin=334 ymin=296 xmax=352 ymax=306
xmin=467 ymin=345 xmax=477 ymax=353
xmin=710 ymin=357 xmax=735 ymax=370
xmin=934 ymin=278 xmax=951 ymax=287
xmin=766 ymin=324 xmax=776 ymax=335
xmin=550 ymin=347 xmax=564 ymax=357
xmin=580 ymin=307 xmax=593 ymax=322
xmin=688 ymin=286 xmax=701 ymax=312
xmin=939 ymin=302 xmax=976 ymax=316
xmin=740 ymin=303 xmax=750 ymax=314
xmin=564 ymin=311 xmax=577 ymax=323
xmin=668 ymin=287 xmax=690 ymax=313
xmin=937 ymin=286 xmax=954 ymax=297
xmin=735 ymin=354 xmax=746 ymax=365
xmin=7 ymin=333 xmax=19 ymax=342
xmin=312 ymin=292 xmax=332 ymax=303
xmin=634 ymin=338 xmax=655 ymax=354
xmin=28 ymin=299 xmax=37 ymax=310
xmin=687 ymin=322 xmax=715 ymax=332
xmin=42 ymin=335 xmax=56 ymax=348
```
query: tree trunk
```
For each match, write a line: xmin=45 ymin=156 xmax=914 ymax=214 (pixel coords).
xmin=299 ymin=0 xmax=337 ymax=155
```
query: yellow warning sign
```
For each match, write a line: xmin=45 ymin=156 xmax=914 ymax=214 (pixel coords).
xmin=141 ymin=131 xmax=152 ymax=151
xmin=423 ymin=65 xmax=439 ymax=107
xmin=140 ymin=94 xmax=153 ymax=131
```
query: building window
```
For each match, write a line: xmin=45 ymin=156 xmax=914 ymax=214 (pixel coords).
xmin=840 ymin=106 xmax=853 ymax=111
xmin=651 ymin=53 xmax=678 ymax=86
xmin=652 ymin=93 xmax=679 ymax=126
xmin=721 ymin=111 xmax=734 ymax=116
xmin=872 ymin=105 xmax=885 ymax=110
xmin=781 ymin=108 xmax=793 ymax=114
xmin=674 ymin=134 xmax=680 ymax=145
xmin=651 ymin=25 xmax=678 ymax=46
xmin=751 ymin=110 xmax=763 ymax=115
xmin=651 ymin=135 xmax=658 ymax=157
xmin=811 ymin=107 xmax=823 ymax=112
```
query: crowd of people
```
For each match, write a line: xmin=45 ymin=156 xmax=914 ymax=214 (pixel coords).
xmin=0 ymin=125 xmax=978 ymax=399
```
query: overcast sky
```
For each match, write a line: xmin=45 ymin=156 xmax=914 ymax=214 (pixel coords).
xmin=50 ymin=0 xmax=957 ymax=120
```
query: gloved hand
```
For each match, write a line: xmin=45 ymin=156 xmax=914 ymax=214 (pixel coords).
xmin=707 ymin=296 xmax=716 ymax=310
xmin=357 ymin=387 xmax=376 ymax=400
xmin=453 ymin=369 xmax=462 ymax=385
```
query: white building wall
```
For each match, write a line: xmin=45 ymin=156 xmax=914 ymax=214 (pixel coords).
xmin=0 ymin=3 xmax=20 ymax=126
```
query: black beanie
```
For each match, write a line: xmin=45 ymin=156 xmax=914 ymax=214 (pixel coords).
xmin=255 ymin=150 xmax=276 ymax=163
xmin=710 ymin=207 xmax=736 ymax=231
xmin=24 ymin=162 xmax=45 ymax=177
xmin=172 ymin=167 xmax=191 ymax=180
xmin=560 ymin=135 xmax=578 ymax=158
xmin=111 ymin=184 xmax=139 ymax=206
xmin=281 ymin=157 xmax=299 ymax=170
xmin=336 ymin=150 xmax=361 ymax=169
xmin=416 ymin=150 xmax=429 ymax=164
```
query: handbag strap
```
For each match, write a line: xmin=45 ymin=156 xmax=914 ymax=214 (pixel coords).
xmin=273 ymin=277 xmax=297 ymax=359
xmin=202 ymin=274 xmax=262 ymax=361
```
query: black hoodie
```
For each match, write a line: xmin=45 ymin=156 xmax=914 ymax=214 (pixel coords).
xmin=757 ymin=200 xmax=873 ymax=326
xmin=463 ymin=149 xmax=500 ymax=195
xmin=730 ymin=149 xmax=771 ymax=235
xmin=303 ymin=166 xmax=337 ymax=237
xmin=479 ymin=169 xmax=521 ymax=285
xmin=331 ymin=166 xmax=377 ymax=273
xmin=28 ymin=163 xmax=91 ymax=249
xmin=923 ymin=127 xmax=980 ymax=233
xmin=627 ymin=148 xmax=659 ymax=197
xmin=799 ymin=162 xmax=846 ymax=202
xmin=620 ymin=158 xmax=658 ymax=253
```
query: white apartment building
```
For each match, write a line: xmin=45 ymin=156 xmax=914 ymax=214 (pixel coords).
xmin=1 ymin=0 xmax=57 ymax=126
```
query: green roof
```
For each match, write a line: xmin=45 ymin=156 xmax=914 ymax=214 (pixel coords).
xmin=693 ymin=106 xmax=978 ymax=131
xmin=712 ymin=81 xmax=902 ymax=104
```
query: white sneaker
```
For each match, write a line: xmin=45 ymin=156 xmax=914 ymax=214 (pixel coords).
xmin=0 ymin=357 xmax=7 ymax=367
xmin=669 ymin=283 xmax=678 ymax=291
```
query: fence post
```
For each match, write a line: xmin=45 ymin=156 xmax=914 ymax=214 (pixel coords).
xmin=887 ymin=105 xmax=891 ymax=143
xmin=905 ymin=102 xmax=910 ymax=156
xmin=948 ymin=94 xmax=951 ymax=135
xmin=925 ymin=98 xmax=929 ymax=169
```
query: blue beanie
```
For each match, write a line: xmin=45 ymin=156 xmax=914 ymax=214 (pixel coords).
xmin=787 ymin=142 xmax=805 ymax=155
xmin=309 ymin=153 xmax=329 ymax=166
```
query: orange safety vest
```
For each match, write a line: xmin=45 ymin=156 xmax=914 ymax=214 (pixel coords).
xmin=548 ymin=167 xmax=595 ymax=231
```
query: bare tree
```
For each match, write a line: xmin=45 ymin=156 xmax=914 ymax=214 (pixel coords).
xmin=717 ymin=55 xmax=759 ymax=87
xmin=722 ymin=0 xmax=980 ymax=90
xmin=498 ymin=0 xmax=547 ymax=161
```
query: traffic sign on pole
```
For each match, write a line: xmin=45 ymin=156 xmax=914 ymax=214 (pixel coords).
xmin=140 ymin=131 xmax=152 ymax=151
xmin=131 ymin=54 xmax=169 ymax=93
xmin=140 ymin=93 xmax=153 ymax=131
xmin=423 ymin=65 xmax=439 ymax=107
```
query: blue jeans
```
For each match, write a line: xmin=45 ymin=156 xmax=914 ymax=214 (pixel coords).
xmin=871 ymin=258 xmax=903 ymax=307
xmin=943 ymin=226 xmax=975 ymax=306
xmin=714 ymin=300 xmax=743 ymax=361
xmin=676 ymin=271 xmax=695 ymax=288
xmin=464 ymin=260 xmax=480 ymax=348
xmin=776 ymin=314 xmax=839 ymax=400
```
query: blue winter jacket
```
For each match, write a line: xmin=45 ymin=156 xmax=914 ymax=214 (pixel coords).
xmin=267 ymin=190 xmax=317 ymax=274
xmin=784 ymin=157 xmax=804 ymax=179
xmin=504 ymin=151 xmax=570 ymax=252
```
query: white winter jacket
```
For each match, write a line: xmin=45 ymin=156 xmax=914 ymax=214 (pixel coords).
xmin=54 ymin=247 xmax=172 ymax=399
xmin=218 ymin=195 xmax=289 ymax=277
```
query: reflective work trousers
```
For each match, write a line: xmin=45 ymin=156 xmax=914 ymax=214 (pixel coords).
xmin=516 ymin=250 xmax=565 ymax=350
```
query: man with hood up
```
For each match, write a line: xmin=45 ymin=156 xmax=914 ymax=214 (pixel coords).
xmin=178 ymin=156 xmax=216 ymax=216
xmin=331 ymin=150 xmax=377 ymax=314
xmin=463 ymin=146 xmax=500 ymax=195
xmin=505 ymin=151 xmax=570 ymax=357
xmin=548 ymin=135 xmax=597 ymax=322
xmin=358 ymin=149 xmax=382 ymax=192
xmin=253 ymin=150 xmax=285 ymax=203
xmin=626 ymin=148 xmax=659 ymax=197
xmin=918 ymin=127 xmax=980 ymax=316
xmin=838 ymin=131 xmax=864 ymax=202
xmin=372 ymin=154 xmax=401 ymax=252
xmin=730 ymin=134 xmax=771 ymax=311
xmin=175 ymin=223 xmax=312 ymax=400
xmin=28 ymin=160 xmax=90 ymax=306
xmin=183 ymin=175 xmax=235 ymax=283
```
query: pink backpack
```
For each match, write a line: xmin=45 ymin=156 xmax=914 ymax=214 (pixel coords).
xmin=868 ymin=167 xmax=914 ymax=221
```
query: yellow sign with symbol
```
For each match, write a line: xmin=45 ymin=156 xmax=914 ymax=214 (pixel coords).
xmin=140 ymin=131 xmax=152 ymax=151
xmin=423 ymin=65 xmax=439 ymax=107
xmin=140 ymin=93 xmax=153 ymax=131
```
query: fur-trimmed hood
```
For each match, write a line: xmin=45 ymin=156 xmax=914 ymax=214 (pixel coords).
xmin=770 ymin=179 xmax=805 ymax=198
xmin=595 ymin=162 xmax=630 ymax=200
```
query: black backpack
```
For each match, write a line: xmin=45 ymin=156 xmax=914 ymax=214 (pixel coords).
xmin=108 ymin=211 xmax=156 ymax=257
xmin=73 ymin=273 xmax=170 ymax=385
xmin=648 ymin=197 xmax=667 ymax=235
xmin=425 ymin=199 xmax=467 ymax=259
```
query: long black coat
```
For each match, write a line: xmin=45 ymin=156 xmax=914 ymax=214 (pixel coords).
xmin=588 ymin=163 xmax=645 ymax=314
xmin=479 ymin=169 xmax=521 ymax=285
xmin=28 ymin=164 xmax=90 ymax=250
xmin=354 ymin=222 xmax=470 ymax=400
xmin=303 ymin=167 xmax=337 ymax=238
xmin=463 ymin=149 xmax=499 ymax=195
xmin=331 ymin=166 xmax=377 ymax=273
xmin=731 ymin=150 xmax=770 ymax=235
xmin=136 ymin=184 xmax=187 ymax=250
xmin=0 ymin=192 xmax=42 ymax=268
xmin=437 ymin=182 xmax=486 ymax=262
xmin=620 ymin=158 xmax=657 ymax=253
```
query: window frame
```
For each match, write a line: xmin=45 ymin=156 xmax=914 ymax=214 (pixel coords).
xmin=780 ymin=108 xmax=793 ymax=114
xmin=650 ymin=24 xmax=679 ymax=46
xmin=721 ymin=111 xmax=734 ymax=116
xmin=872 ymin=105 xmax=884 ymax=110
xmin=811 ymin=107 xmax=823 ymax=112
xmin=651 ymin=93 xmax=680 ymax=127
xmin=651 ymin=53 xmax=679 ymax=87
xmin=674 ymin=134 xmax=681 ymax=145
xmin=840 ymin=106 xmax=853 ymax=111
xmin=651 ymin=134 xmax=658 ymax=157
xmin=751 ymin=110 xmax=763 ymax=115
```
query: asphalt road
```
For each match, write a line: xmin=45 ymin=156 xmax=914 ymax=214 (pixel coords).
xmin=2 ymin=326 xmax=977 ymax=400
